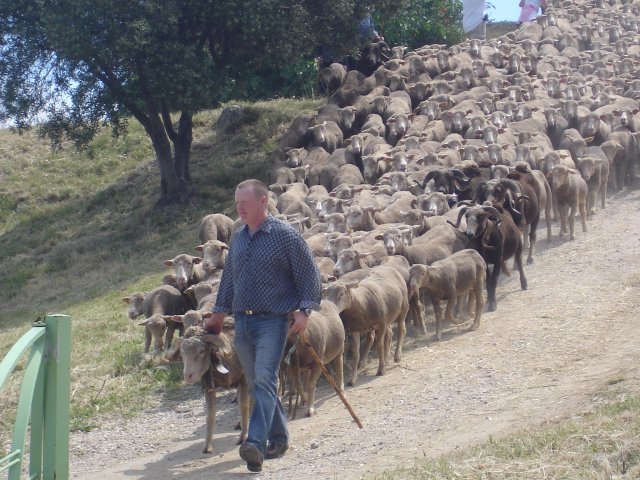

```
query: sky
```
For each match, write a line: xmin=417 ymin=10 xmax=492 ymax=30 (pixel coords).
xmin=487 ymin=0 xmax=523 ymax=22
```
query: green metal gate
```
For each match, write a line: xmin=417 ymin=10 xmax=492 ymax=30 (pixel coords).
xmin=0 ymin=315 xmax=71 ymax=480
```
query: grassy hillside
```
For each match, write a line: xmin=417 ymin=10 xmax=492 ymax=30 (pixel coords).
xmin=487 ymin=21 xmax=519 ymax=40
xmin=0 ymin=98 xmax=322 ymax=433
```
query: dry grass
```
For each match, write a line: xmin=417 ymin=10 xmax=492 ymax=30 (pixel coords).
xmin=0 ymin=97 xmax=322 ymax=439
xmin=373 ymin=377 xmax=640 ymax=479
xmin=487 ymin=21 xmax=519 ymax=40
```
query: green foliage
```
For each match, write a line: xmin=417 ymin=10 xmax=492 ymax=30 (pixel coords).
xmin=375 ymin=0 xmax=465 ymax=48
xmin=231 ymin=57 xmax=320 ymax=101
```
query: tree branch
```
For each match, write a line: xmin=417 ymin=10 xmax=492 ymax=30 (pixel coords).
xmin=161 ymin=101 xmax=178 ymax=142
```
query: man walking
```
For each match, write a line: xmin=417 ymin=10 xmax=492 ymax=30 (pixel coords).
xmin=463 ymin=0 xmax=487 ymax=40
xmin=205 ymin=179 xmax=322 ymax=472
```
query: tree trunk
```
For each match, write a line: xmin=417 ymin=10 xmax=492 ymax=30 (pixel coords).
xmin=145 ymin=112 xmax=189 ymax=205
xmin=173 ymin=111 xmax=193 ymax=182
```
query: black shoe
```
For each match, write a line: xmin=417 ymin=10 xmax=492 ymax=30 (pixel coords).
xmin=239 ymin=442 xmax=263 ymax=472
xmin=265 ymin=442 xmax=289 ymax=459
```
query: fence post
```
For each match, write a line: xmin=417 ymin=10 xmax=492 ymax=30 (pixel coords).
xmin=42 ymin=314 xmax=71 ymax=480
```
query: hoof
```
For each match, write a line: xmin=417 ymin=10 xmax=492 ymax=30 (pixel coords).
xmin=203 ymin=446 xmax=213 ymax=454
xmin=486 ymin=302 xmax=497 ymax=312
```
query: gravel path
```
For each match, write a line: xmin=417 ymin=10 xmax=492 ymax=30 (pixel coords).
xmin=70 ymin=189 xmax=640 ymax=479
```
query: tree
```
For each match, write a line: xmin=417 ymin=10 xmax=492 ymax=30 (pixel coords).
xmin=0 ymin=0 xmax=373 ymax=205
xmin=375 ymin=0 xmax=464 ymax=49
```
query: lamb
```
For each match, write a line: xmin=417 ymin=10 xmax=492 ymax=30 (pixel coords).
xmin=408 ymin=249 xmax=486 ymax=341
xmin=278 ymin=114 xmax=314 ymax=152
xmin=122 ymin=285 xmax=192 ymax=353
xmin=308 ymin=121 xmax=344 ymax=153
xmin=284 ymin=301 xmax=344 ymax=417
xmin=323 ymin=233 xmax=354 ymax=260
xmin=344 ymin=205 xmax=380 ymax=232
xmin=163 ymin=254 xmax=205 ymax=291
xmin=576 ymin=155 xmax=609 ymax=214
xmin=371 ymin=191 xmax=417 ymax=224
xmin=323 ymin=265 xmax=409 ymax=386
xmin=274 ymin=182 xmax=309 ymax=213
xmin=376 ymin=224 xmax=467 ymax=266
xmin=198 ymin=213 xmax=234 ymax=245
xmin=194 ymin=240 xmax=228 ymax=283
xmin=550 ymin=165 xmax=588 ymax=241
xmin=331 ymin=249 xmax=427 ymax=336
xmin=318 ymin=63 xmax=348 ymax=96
xmin=172 ymin=282 xmax=219 ymax=330
xmin=331 ymin=164 xmax=365 ymax=189
xmin=316 ymin=196 xmax=351 ymax=216
xmin=169 ymin=324 xmax=249 ymax=454
xmin=315 ymin=256 xmax=337 ymax=282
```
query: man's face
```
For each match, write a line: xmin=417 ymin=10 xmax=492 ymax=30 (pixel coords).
xmin=235 ymin=186 xmax=267 ymax=226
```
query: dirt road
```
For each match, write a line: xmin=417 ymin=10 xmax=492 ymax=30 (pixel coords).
xmin=70 ymin=188 xmax=640 ymax=479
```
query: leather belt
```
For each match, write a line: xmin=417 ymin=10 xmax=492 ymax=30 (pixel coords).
xmin=241 ymin=310 xmax=268 ymax=315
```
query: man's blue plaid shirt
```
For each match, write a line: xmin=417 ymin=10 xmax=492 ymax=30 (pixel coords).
xmin=213 ymin=216 xmax=322 ymax=315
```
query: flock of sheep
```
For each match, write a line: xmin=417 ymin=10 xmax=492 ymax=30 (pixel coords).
xmin=122 ymin=0 xmax=640 ymax=455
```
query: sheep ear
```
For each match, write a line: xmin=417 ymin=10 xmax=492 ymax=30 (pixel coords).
xmin=168 ymin=315 xmax=183 ymax=323
xmin=122 ymin=297 xmax=131 ymax=304
xmin=202 ymin=312 xmax=214 ymax=319
xmin=194 ymin=245 xmax=204 ymax=252
xmin=163 ymin=260 xmax=174 ymax=267
xmin=193 ymin=257 xmax=203 ymax=264
xmin=165 ymin=341 xmax=182 ymax=362
xmin=138 ymin=319 xmax=149 ymax=326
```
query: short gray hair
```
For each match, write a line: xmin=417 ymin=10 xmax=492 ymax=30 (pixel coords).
xmin=236 ymin=179 xmax=269 ymax=199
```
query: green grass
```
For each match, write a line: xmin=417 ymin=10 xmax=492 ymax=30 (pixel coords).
xmin=372 ymin=377 xmax=640 ymax=479
xmin=0 ymin=97 xmax=323 ymax=438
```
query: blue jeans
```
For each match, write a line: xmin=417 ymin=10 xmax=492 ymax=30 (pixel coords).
xmin=234 ymin=313 xmax=289 ymax=454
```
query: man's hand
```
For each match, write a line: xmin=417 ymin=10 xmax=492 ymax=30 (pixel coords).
xmin=289 ymin=310 xmax=310 ymax=335
xmin=204 ymin=312 xmax=225 ymax=334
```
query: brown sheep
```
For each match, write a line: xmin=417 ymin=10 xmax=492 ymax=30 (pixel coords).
xmin=194 ymin=240 xmax=228 ymax=282
xmin=163 ymin=254 xmax=205 ymax=291
xmin=198 ymin=213 xmax=234 ymax=245
xmin=408 ymin=249 xmax=486 ymax=341
xmin=284 ymin=301 xmax=345 ymax=417
xmin=169 ymin=323 xmax=249 ymax=454
xmin=122 ymin=285 xmax=192 ymax=353
xmin=323 ymin=265 xmax=409 ymax=386
xmin=551 ymin=165 xmax=588 ymax=241
xmin=576 ymin=155 xmax=609 ymax=215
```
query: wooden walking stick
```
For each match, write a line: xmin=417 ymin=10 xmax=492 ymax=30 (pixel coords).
xmin=298 ymin=332 xmax=363 ymax=429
